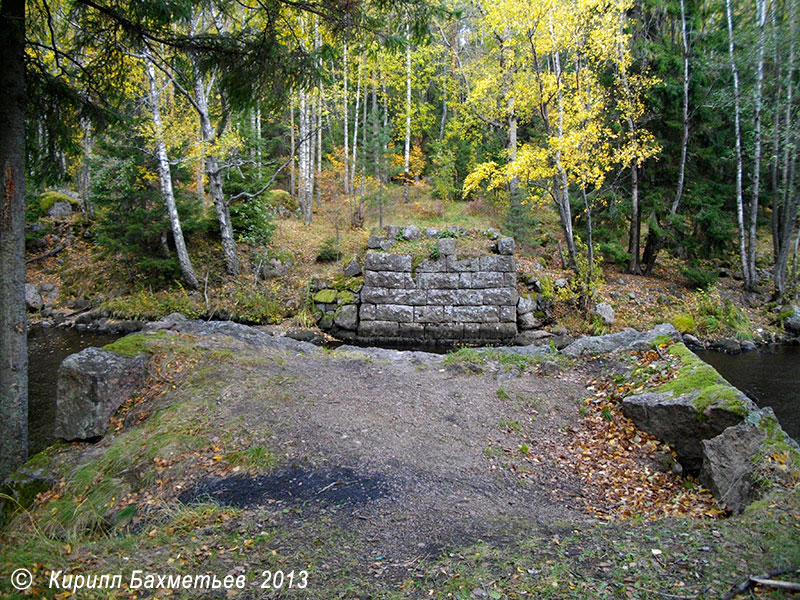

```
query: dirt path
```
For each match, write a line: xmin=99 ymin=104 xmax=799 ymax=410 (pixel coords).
xmin=172 ymin=333 xmax=593 ymax=577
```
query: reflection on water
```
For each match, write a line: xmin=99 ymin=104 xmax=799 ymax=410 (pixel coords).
xmin=695 ymin=345 xmax=800 ymax=441
xmin=27 ymin=327 xmax=121 ymax=454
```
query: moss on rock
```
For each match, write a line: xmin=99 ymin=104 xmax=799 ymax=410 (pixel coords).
xmin=313 ymin=289 xmax=337 ymax=304
xmin=103 ymin=330 xmax=175 ymax=357
xmin=654 ymin=343 xmax=751 ymax=419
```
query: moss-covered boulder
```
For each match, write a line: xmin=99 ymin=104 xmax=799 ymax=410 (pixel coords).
xmin=621 ymin=343 xmax=757 ymax=472
xmin=313 ymin=289 xmax=338 ymax=304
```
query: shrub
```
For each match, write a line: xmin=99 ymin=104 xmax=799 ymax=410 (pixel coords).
xmin=671 ymin=312 xmax=696 ymax=334
xmin=230 ymin=198 xmax=275 ymax=246
xmin=599 ymin=242 xmax=630 ymax=266
xmin=681 ymin=265 xmax=718 ymax=290
xmin=316 ymin=237 xmax=341 ymax=262
xmin=230 ymin=284 xmax=284 ymax=324
xmin=671 ymin=288 xmax=752 ymax=339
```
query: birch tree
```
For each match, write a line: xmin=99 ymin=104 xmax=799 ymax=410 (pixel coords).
xmin=143 ymin=50 xmax=200 ymax=290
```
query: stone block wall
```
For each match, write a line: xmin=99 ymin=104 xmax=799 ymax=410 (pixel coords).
xmin=356 ymin=239 xmax=518 ymax=345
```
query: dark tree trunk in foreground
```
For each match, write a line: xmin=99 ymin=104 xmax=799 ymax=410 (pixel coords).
xmin=0 ymin=0 xmax=28 ymax=481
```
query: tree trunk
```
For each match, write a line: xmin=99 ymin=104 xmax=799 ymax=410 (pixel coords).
xmin=290 ymin=96 xmax=296 ymax=200
xmin=748 ymin=0 xmax=767 ymax=290
xmin=549 ymin=37 xmax=576 ymax=268
xmin=628 ymin=161 xmax=642 ymax=274
xmin=360 ymin=76 xmax=368 ymax=214
xmin=0 ymin=0 xmax=28 ymax=481
xmin=643 ymin=0 xmax=690 ymax=276
xmin=351 ymin=54 xmax=362 ymax=197
xmin=193 ymin=73 xmax=239 ymax=275
xmin=316 ymin=83 xmax=323 ymax=208
xmin=144 ymin=55 xmax=200 ymax=290
xmin=403 ymin=22 xmax=412 ymax=203
xmin=343 ymin=40 xmax=349 ymax=195
xmin=79 ymin=119 xmax=94 ymax=217
xmin=773 ymin=0 xmax=796 ymax=299
xmin=726 ymin=0 xmax=750 ymax=291
xmin=372 ymin=74 xmax=379 ymax=182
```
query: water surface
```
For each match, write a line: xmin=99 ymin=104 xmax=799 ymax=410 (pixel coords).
xmin=27 ymin=327 xmax=121 ymax=454
xmin=695 ymin=345 xmax=800 ymax=441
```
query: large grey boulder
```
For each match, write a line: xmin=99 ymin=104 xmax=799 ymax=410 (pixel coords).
xmin=497 ymin=237 xmax=515 ymax=255
xmin=561 ymin=323 xmax=680 ymax=357
xmin=401 ymin=225 xmax=422 ymax=240
xmin=48 ymin=201 xmax=73 ymax=217
xmin=343 ymin=257 xmax=362 ymax=277
xmin=783 ymin=305 xmax=800 ymax=335
xmin=334 ymin=304 xmax=359 ymax=330
xmin=701 ymin=408 xmax=800 ymax=512
xmin=593 ymin=302 xmax=615 ymax=326
xmin=55 ymin=348 xmax=148 ymax=441
xmin=620 ymin=345 xmax=759 ymax=473
xmin=622 ymin=390 xmax=755 ymax=472
xmin=25 ymin=283 xmax=43 ymax=311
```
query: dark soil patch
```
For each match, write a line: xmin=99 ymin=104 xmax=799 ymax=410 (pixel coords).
xmin=178 ymin=465 xmax=390 ymax=509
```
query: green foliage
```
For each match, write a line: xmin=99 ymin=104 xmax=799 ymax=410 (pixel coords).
xmin=102 ymin=288 xmax=203 ymax=321
xmin=556 ymin=239 xmax=604 ymax=308
xmin=670 ymin=313 xmax=696 ymax=334
xmin=230 ymin=198 xmax=275 ymax=245
xmin=503 ymin=195 xmax=538 ymax=246
xmin=230 ymin=284 xmax=284 ymax=324
xmin=598 ymin=242 xmax=630 ymax=266
xmin=672 ymin=288 xmax=752 ymax=339
xmin=90 ymin=133 xmax=202 ymax=284
xmin=430 ymin=141 xmax=459 ymax=202
xmin=680 ymin=265 xmax=718 ymax=290
xmin=316 ymin=237 xmax=341 ymax=262
xmin=264 ymin=189 xmax=298 ymax=213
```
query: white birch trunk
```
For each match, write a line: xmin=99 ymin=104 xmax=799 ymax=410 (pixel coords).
xmin=403 ymin=23 xmax=412 ymax=203
xmin=726 ymin=0 xmax=749 ymax=291
xmin=748 ymin=0 xmax=767 ymax=289
xmin=343 ymin=40 xmax=350 ymax=194
xmin=351 ymin=54 xmax=363 ymax=196
xmin=144 ymin=55 xmax=199 ymax=290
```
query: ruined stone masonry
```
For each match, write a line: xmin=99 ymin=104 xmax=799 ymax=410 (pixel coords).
xmin=314 ymin=235 xmax=549 ymax=346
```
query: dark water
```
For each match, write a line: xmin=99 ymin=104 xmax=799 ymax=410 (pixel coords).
xmin=695 ymin=346 xmax=800 ymax=441
xmin=27 ymin=327 xmax=121 ymax=455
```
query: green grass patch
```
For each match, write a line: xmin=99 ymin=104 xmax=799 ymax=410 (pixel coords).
xmin=224 ymin=446 xmax=276 ymax=470
xmin=102 ymin=288 xmax=204 ymax=321
xmin=103 ymin=330 xmax=175 ymax=357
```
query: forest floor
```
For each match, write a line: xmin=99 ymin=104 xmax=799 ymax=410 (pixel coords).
xmin=24 ymin=184 xmax=792 ymax=344
xmin=2 ymin=327 xmax=799 ymax=599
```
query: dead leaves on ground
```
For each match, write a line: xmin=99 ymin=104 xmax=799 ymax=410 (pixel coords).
xmin=568 ymin=348 xmax=725 ymax=521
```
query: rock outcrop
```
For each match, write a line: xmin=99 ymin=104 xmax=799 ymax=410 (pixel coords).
xmin=783 ymin=305 xmax=800 ymax=335
xmin=622 ymin=389 xmax=755 ymax=472
xmin=700 ymin=408 xmax=800 ymax=513
xmin=55 ymin=348 xmax=148 ymax=440
xmin=561 ymin=323 xmax=680 ymax=357
xmin=622 ymin=342 xmax=799 ymax=511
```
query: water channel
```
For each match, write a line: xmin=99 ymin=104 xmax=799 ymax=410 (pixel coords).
xmin=25 ymin=327 xmax=800 ymax=455
xmin=27 ymin=326 xmax=121 ymax=455
xmin=695 ymin=345 xmax=800 ymax=441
